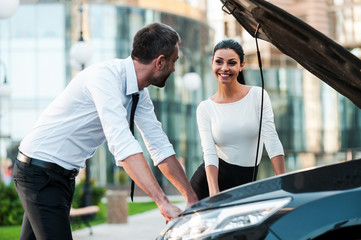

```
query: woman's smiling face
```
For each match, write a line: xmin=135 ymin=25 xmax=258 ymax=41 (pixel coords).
xmin=212 ymin=48 xmax=243 ymax=85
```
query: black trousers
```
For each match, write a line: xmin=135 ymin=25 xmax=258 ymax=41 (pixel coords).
xmin=13 ymin=159 xmax=75 ymax=240
xmin=190 ymin=159 xmax=258 ymax=200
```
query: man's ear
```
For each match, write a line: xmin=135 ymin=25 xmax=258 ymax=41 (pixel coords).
xmin=155 ymin=55 xmax=166 ymax=70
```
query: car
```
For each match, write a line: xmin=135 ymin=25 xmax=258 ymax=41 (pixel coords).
xmin=156 ymin=0 xmax=361 ymax=239
xmin=157 ymin=160 xmax=361 ymax=239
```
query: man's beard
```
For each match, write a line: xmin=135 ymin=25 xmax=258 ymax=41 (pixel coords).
xmin=152 ymin=72 xmax=171 ymax=88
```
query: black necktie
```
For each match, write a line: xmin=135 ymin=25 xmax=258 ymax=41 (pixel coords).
xmin=130 ymin=93 xmax=139 ymax=202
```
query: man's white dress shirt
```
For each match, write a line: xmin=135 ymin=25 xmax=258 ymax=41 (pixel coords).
xmin=19 ymin=57 xmax=175 ymax=170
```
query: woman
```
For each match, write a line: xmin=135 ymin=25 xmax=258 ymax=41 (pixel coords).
xmin=190 ymin=39 xmax=286 ymax=200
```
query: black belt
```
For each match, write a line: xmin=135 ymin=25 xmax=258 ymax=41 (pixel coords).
xmin=17 ymin=152 xmax=79 ymax=179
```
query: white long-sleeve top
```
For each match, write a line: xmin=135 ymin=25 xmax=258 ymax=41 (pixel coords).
xmin=19 ymin=57 xmax=175 ymax=170
xmin=197 ymin=86 xmax=284 ymax=168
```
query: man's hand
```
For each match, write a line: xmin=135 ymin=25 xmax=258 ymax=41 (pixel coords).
xmin=121 ymin=153 xmax=181 ymax=222
xmin=157 ymin=201 xmax=182 ymax=223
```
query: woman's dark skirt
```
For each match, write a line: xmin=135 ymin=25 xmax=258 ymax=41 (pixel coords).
xmin=190 ymin=159 xmax=258 ymax=200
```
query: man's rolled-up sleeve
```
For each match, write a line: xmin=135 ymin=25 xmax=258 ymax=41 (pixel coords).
xmin=85 ymin=65 xmax=143 ymax=163
xmin=134 ymin=88 xmax=175 ymax=166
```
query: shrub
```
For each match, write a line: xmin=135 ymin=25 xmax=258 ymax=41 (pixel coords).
xmin=72 ymin=179 xmax=106 ymax=208
xmin=0 ymin=178 xmax=106 ymax=226
xmin=0 ymin=181 xmax=23 ymax=226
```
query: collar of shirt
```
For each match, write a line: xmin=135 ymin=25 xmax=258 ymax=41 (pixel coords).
xmin=125 ymin=56 xmax=139 ymax=96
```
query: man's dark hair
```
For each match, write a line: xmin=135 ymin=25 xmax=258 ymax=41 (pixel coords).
xmin=131 ymin=23 xmax=181 ymax=64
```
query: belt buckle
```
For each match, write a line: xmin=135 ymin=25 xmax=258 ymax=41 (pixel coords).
xmin=17 ymin=152 xmax=31 ymax=164
xmin=69 ymin=169 xmax=79 ymax=179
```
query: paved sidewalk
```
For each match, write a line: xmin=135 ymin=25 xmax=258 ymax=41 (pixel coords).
xmin=72 ymin=196 xmax=185 ymax=240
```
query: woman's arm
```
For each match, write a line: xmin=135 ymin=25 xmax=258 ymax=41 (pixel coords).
xmin=260 ymin=89 xmax=286 ymax=175
xmin=197 ymin=102 xmax=220 ymax=196
xmin=271 ymin=154 xmax=286 ymax=175
xmin=205 ymin=165 xmax=220 ymax=197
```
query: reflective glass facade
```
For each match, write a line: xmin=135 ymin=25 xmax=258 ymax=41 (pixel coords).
xmin=2 ymin=1 xmax=360 ymax=188
xmin=245 ymin=68 xmax=361 ymax=179
xmin=329 ymin=0 xmax=361 ymax=46
xmin=86 ymin=4 xmax=216 ymax=187
xmin=238 ymin=0 xmax=361 ymax=178
xmin=0 ymin=2 xmax=215 ymax=187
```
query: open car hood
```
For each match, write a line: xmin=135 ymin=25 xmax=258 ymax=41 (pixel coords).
xmin=220 ymin=0 xmax=361 ymax=109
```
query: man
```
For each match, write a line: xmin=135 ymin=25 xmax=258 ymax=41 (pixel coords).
xmin=13 ymin=22 xmax=198 ymax=240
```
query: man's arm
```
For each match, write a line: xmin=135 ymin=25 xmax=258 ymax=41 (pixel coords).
xmin=157 ymin=155 xmax=198 ymax=207
xmin=120 ymin=153 xmax=181 ymax=222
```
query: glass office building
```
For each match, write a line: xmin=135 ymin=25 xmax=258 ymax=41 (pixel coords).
xmin=236 ymin=0 xmax=361 ymax=178
xmin=244 ymin=67 xmax=361 ymax=179
xmin=2 ymin=0 xmax=360 ymax=190
xmin=0 ymin=1 xmax=216 ymax=189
